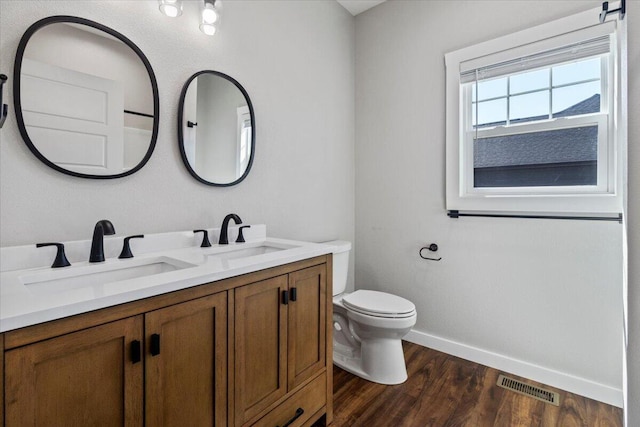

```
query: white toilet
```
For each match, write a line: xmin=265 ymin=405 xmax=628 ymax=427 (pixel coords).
xmin=329 ymin=241 xmax=417 ymax=385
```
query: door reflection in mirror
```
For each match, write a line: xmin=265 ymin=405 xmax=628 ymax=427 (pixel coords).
xmin=14 ymin=17 xmax=159 ymax=178
xmin=179 ymin=71 xmax=255 ymax=186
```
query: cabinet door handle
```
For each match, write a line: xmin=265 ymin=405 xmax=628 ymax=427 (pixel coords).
xmin=150 ymin=333 xmax=161 ymax=356
xmin=130 ymin=340 xmax=142 ymax=364
xmin=282 ymin=290 xmax=289 ymax=305
xmin=278 ymin=407 xmax=304 ymax=427
xmin=290 ymin=287 xmax=297 ymax=302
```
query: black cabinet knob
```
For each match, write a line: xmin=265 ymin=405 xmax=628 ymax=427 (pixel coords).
xmin=150 ymin=333 xmax=161 ymax=356
xmin=130 ymin=340 xmax=142 ymax=364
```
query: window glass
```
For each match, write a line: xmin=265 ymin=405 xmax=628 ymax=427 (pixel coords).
xmin=509 ymin=91 xmax=549 ymax=123
xmin=473 ymin=125 xmax=598 ymax=187
xmin=473 ymin=77 xmax=507 ymax=101
xmin=473 ymin=98 xmax=507 ymax=127
xmin=510 ymin=69 xmax=549 ymax=94
xmin=552 ymin=57 xmax=601 ymax=86
xmin=472 ymin=57 xmax=602 ymax=129
xmin=552 ymin=81 xmax=601 ymax=116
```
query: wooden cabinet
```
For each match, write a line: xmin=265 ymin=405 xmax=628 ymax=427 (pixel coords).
xmin=1 ymin=255 xmax=332 ymax=427
xmin=234 ymin=275 xmax=289 ymax=424
xmin=288 ymin=265 xmax=326 ymax=391
xmin=145 ymin=292 xmax=228 ymax=426
xmin=234 ymin=264 xmax=327 ymax=427
xmin=4 ymin=296 xmax=227 ymax=427
xmin=5 ymin=316 xmax=144 ymax=426
xmin=0 ymin=333 xmax=4 ymax=427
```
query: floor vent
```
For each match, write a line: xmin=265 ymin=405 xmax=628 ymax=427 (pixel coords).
xmin=496 ymin=374 xmax=560 ymax=406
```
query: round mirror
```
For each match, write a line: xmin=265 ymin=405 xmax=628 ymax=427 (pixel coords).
xmin=13 ymin=16 xmax=159 ymax=179
xmin=178 ymin=71 xmax=255 ymax=186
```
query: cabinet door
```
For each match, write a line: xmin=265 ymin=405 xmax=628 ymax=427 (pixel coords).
xmin=5 ymin=316 xmax=143 ymax=426
xmin=145 ymin=292 xmax=227 ymax=427
xmin=234 ymin=275 xmax=288 ymax=425
xmin=288 ymin=264 xmax=327 ymax=390
xmin=1 ymin=334 xmax=4 ymax=427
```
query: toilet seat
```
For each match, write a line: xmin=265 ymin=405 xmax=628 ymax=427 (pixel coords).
xmin=342 ymin=290 xmax=416 ymax=319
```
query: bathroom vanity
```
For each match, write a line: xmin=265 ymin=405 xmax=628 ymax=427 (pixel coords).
xmin=0 ymin=226 xmax=334 ymax=427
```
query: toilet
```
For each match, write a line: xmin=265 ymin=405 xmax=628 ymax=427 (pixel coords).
xmin=328 ymin=241 xmax=417 ymax=385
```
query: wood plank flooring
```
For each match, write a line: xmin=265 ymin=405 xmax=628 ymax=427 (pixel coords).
xmin=328 ymin=341 xmax=622 ymax=427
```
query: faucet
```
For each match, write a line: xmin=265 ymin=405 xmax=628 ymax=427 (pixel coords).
xmin=219 ymin=214 xmax=242 ymax=245
xmin=89 ymin=219 xmax=116 ymax=262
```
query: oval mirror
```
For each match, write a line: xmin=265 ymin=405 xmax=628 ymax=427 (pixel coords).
xmin=178 ymin=71 xmax=255 ymax=186
xmin=13 ymin=16 xmax=159 ymax=179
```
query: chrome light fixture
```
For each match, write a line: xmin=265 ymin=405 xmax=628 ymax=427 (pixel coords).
xmin=158 ymin=0 xmax=183 ymax=18
xmin=200 ymin=0 xmax=219 ymax=36
xmin=158 ymin=0 xmax=220 ymax=36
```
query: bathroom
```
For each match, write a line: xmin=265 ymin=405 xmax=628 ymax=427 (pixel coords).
xmin=0 ymin=0 xmax=638 ymax=426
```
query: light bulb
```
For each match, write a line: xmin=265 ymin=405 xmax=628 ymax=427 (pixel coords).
xmin=202 ymin=3 xmax=218 ymax=24
xmin=200 ymin=22 xmax=217 ymax=36
xmin=159 ymin=0 xmax=183 ymax=17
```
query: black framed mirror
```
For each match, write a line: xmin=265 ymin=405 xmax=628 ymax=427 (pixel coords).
xmin=178 ymin=70 xmax=255 ymax=186
xmin=13 ymin=16 xmax=159 ymax=179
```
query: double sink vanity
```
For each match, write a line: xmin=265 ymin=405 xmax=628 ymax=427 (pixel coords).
xmin=0 ymin=221 xmax=335 ymax=426
xmin=2 ymin=10 xmax=333 ymax=426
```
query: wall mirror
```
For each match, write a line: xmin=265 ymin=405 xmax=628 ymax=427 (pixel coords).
xmin=178 ymin=70 xmax=255 ymax=186
xmin=13 ymin=16 xmax=159 ymax=179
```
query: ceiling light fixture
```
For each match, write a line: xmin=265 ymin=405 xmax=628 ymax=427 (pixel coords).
xmin=158 ymin=0 xmax=220 ymax=37
xmin=158 ymin=0 xmax=183 ymax=18
xmin=200 ymin=0 xmax=219 ymax=36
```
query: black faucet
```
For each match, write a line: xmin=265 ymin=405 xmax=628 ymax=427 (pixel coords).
xmin=89 ymin=220 xmax=116 ymax=262
xmin=219 ymin=214 xmax=242 ymax=245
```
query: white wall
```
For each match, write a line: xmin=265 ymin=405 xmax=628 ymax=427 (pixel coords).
xmin=354 ymin=0 xmax=629 ymax=406
xmin=0 ymin=0 xmax=356 ymax=288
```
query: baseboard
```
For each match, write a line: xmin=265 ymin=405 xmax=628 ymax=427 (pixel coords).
xmin=404 ymin=329 xmax=623 ymax=408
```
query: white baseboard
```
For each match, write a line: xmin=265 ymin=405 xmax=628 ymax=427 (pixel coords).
xmin=404 ymin=329 xmax=623 ymax=408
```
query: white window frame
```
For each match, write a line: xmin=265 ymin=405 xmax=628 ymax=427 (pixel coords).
xmin=445 ymin=6 xmax=626 ymax=216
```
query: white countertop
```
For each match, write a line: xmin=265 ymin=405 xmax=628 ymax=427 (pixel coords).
xmin=0 ymin=225 xmax=335 ymax=333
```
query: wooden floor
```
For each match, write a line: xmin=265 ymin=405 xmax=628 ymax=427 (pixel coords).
xmin=328 ymin=342 xmax=622 ymax=427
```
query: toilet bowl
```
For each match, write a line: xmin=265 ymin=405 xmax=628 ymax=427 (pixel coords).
xmin=327 ymin=241 xmax=417 ymax=385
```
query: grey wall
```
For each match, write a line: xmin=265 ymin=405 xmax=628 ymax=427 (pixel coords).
xmin=626 ymin=1 xmax=639 ymax=424
xmin=354 ymin=0 xmax=631 ymax=406
xmin=0 ymin=0 xmax=356 ymax=288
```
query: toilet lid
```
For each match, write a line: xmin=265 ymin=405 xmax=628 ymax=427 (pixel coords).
xmin=342 ymin=290 xmax=416 ymax=317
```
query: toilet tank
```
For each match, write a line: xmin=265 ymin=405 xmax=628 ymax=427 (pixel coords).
xmin=324 ymin=240 xmax=351 ymax=296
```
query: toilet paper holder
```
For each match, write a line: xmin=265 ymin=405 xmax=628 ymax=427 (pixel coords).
xmin=419 ymin=243 xmax=441 ymax=261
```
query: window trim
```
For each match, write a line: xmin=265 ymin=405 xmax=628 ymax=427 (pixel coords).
xmin=445 ymin=6 xmax=624 ymax=215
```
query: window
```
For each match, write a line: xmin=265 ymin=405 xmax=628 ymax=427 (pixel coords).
xmin=469 ymin=54 xmax=607 ymax=190
xmin=237 ymin=106 xmax=252 ymax=177
xmin=445 ymin=8 xmax=625 ymax=216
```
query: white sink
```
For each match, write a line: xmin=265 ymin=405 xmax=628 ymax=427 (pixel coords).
xmin=19 ymin=257 xmax=197 ymax=293
xmin=203 ymin=241 xmax=300 ymax=263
